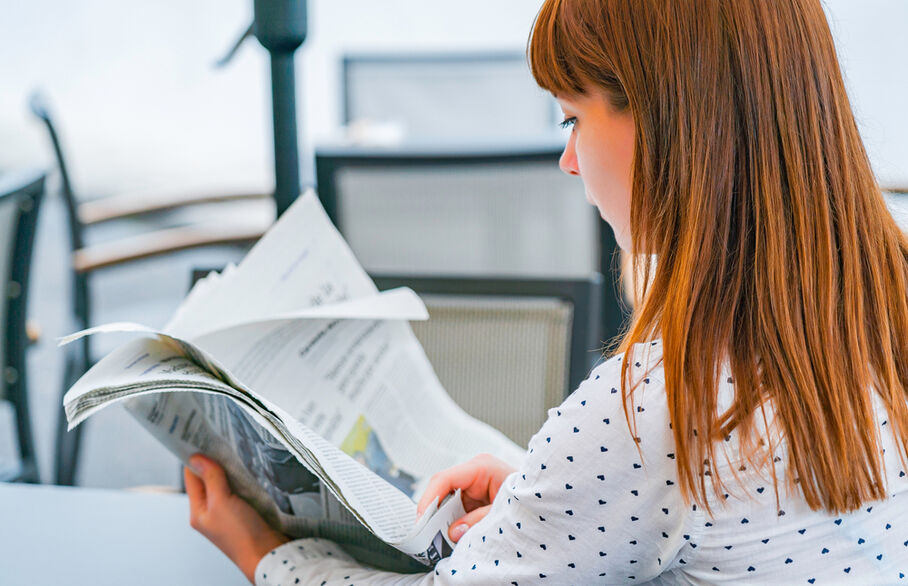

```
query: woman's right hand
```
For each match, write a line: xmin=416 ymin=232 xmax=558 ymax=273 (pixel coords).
xmin=417 ymin=453 xmax=517 ymax=543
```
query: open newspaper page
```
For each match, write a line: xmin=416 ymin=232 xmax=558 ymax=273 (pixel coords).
xmin=164 ymin=191 xmax=526 ymax=483
xmin=162 ymin=189 xmax=379 ymax=340
xmin=63 ymin=335 xmax=466 ymax=572
xmin=187 ymin=314 xmax=525 ymax=495
xmin=61 ymin=191 xmax=525 ymax=569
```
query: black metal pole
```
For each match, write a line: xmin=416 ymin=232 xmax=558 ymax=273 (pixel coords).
xmin=270 ymin=52 xmax=300 ymax=216
xmin=254 ymin=0 xmax=307 ymax=216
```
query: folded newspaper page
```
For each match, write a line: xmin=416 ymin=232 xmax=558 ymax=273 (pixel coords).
xmin=61 ymin=191 xmax=525 ymax=572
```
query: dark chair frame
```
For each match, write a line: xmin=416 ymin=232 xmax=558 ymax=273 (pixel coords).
xmin=370 ymin=273 xmax=603 ymax=397
xmin=29 ymin=94 xmax=269 ymax=485
xmin=0 ymin=169 xmax=46 ymax=484
xmin=341 ymin=51 xmax=557 ymax=129
xmin=314 ymin=143 xmax=629 ymax=345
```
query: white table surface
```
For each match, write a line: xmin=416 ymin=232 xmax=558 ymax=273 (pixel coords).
xmin=0 ymin=482 xmax=248 ymax=586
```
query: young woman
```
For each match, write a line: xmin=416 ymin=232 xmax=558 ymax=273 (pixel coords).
xmin=185 ymin=0 xmax=908 ymax=582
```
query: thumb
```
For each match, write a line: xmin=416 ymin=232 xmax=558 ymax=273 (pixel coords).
xmin=192 ymin=455 xmax=232 ymax=504
xmin=448 ymin=504 xmax=492 ymax=543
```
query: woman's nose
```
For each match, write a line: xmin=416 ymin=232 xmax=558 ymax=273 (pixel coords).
xmin=559 ymin=136 xmax=580 ymax=176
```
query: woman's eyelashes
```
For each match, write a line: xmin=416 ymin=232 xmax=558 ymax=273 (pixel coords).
xmin=560 ymin=116 xmax=577 ymax=130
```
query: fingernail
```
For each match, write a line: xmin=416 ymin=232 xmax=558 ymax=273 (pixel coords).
xmin=189 ymin=455 xmax=204 ymax=472
xmin=450 ymin=524 xmax=468 ymax=541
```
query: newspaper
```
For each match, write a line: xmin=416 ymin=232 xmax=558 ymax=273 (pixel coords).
xmin=61 ymin=191 xmax=525 ymax=572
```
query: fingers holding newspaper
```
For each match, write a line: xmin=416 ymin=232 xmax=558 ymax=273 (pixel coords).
xmin=416 ymin=453 xmax=517 ymax=543
xmin=185 ymin=454 xmax=290 ymax=583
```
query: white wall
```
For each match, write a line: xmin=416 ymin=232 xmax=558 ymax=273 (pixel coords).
xmin=1 ymin=0 xmax=905 ymax=196
xmin=822 ymin=0 xmax=908 ymax=188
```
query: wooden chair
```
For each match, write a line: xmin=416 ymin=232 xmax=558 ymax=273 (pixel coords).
xmin=28 ymin=93 xmax=274 ymax=271
xmin=29 ymin=94 xmax=275 ymax=485
xmin=0 ymin=169 xmax=46 ymax=483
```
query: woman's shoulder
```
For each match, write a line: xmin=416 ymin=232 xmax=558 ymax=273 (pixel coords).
xmin=502 ymin=338 xmax=698 ymax=581
xmin=559 ymin=339 xmax=668 ymax=416
xmin=529 ymin=339 xmax=676 ymax=471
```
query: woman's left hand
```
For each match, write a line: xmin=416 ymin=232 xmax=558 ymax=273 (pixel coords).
xmin=184 ymin=454 xmax=290 ymax=584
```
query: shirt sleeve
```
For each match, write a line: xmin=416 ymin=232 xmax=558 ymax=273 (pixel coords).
xmin=256 ymin=344 xmax=701 ymax=584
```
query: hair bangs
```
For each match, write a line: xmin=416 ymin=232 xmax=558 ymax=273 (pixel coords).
xmin=528 ymin=0 xmax=587 ymax=97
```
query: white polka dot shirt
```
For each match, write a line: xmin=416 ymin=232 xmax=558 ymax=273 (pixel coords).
xmin=256 ymin=341 xmax=908 ymax=584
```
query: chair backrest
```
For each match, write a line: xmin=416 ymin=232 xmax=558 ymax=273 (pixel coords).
xmin=315 ymin=143 xmax=628 ymax=343
xmin=342 ymin=52 xmax=557 ymax=142
xmin=316 ymin=143 xmax=600 ymax=277
xmin=29 ymin=93 xmax=92 ymax=336
xmin=372 ymin=274 xmax=602 ymax=446
xmin=28 ymin=93 xmax=83 ymax=251
xmin=0 ymin=169 xmax=46 ymax=483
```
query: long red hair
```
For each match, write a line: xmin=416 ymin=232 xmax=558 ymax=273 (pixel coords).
xmin=529 ymin=0 xmax=908 ymax=513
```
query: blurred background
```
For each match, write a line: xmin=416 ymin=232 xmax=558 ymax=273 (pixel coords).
xmin=1 ymin=0 xmax=906 ymax=491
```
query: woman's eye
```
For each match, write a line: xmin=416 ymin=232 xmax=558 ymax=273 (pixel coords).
xmin=559 ymin=116 xmax=577 ymax=130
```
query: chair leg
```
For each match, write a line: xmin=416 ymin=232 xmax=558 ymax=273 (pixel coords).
xmin=55 ymin=354 xmax=85 ymax=485
xmin=20 ymin=460 xmax=40 ymax=484
xmin=55 ymin=407 xmax=83 ymax=486
xmin=9 ymin=345 xmax=40 ymax=484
